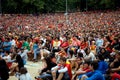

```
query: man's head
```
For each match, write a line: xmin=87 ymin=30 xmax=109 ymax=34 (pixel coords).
xmin=85 ymin=47 xmax=90 ymax=55
xmin=83 ymin=61 xmax=90 ymax=69
xmin=59 ymin=57 xmax=66 ymax=65
xmin=89 ymin=61 xmax=98 ymax=71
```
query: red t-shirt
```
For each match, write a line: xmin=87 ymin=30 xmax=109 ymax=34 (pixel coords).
xmin=83 ymin=67 xmax=91 ymax=72
xmin=80 ymin=42 xmax=88 ymax=49
xmin=112 ymin=73 xmax=120 ymax=80
xmin=60 ymin=41 xmax=69 ymax=48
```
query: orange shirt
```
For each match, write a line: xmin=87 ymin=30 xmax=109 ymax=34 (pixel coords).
xmin=90 ymin=45 xmax=96 ymax=50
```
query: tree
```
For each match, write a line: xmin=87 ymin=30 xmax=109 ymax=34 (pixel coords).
xmin=1 ymin=0 xmax=120 ymax=13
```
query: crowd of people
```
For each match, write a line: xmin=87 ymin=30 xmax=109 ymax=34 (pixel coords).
xmin=0 ymin=10 xmax=120 ymax=80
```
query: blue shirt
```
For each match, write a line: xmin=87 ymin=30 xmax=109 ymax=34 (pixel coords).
xmin=96 ymin=39 xmax=104 ymax=47
xmin=3 ymin=41 xmax=12 ymax=51
xmin=98 ymin=61 xmax=108 ymax=74
xmin=85 ymin=70 xmax=105 ymax=80
xmin=33 ymin=43 xmax=39 ymax=50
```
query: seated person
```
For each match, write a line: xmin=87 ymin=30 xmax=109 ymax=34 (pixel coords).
xmin=72 ymin=61 xmax=91 ymax=80
xmin=109 ymin=50 xmax=120 ymax=74
xmin=32 ymin=41 xmax=41 ymax=62
xmin=105 ymin=50 xmax=120 ymax=80
xmin=18 ymin=47 xmax=28 ymax=65
xmin=97 ymin=54 xmax=108 ymax=74
xmin=111 ymin=72 xmax=120 ymax=80
xmin=0 ymin=59 xmax=9 ymax=80
xmin=80 ymin=61 xmax=105 ymax=80
xmin=51 ymin=37 xmax=62 ymax=54
xmin=56 ymin=49 xmax=67 ymax=63
xmin=68 ymin=52 xmax=83 ymax=72
xmin=2 ymin=51 xmax=11 ymax=62
xmin=2 ymin=51 xmax=12 ymax=68
xmin=90 ymin=41 xmax=96 ymax=55
xmin=16 ymin=67 xmax=32 ymax=80
xmin=51 ymin=57 xmax=70 ymax=80
xmin=39 ymin=54 xmax=57 ymax=75
xmin=99 ymin=48 xmax=111 ymax=61
xmin=84 ymin=47 xmax=96 ymax=61
xmin=40 ymin=47 xmax=50 ymax=60
xmin=9 ymin=54 xmax=24 ymax=75
xmin=35 ymin=54 xmax=57 ymax=80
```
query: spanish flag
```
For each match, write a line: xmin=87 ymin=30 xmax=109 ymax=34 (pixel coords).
xmin=66 ymin=60 xmax=72 ymax=80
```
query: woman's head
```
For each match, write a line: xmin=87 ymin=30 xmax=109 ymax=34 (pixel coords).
xmin=16 ymin=54 xmax=22 ymax=62
xmin=100 ymin=48 xmax=106 ymax=53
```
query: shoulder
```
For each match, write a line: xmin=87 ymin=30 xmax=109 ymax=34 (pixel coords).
xmin=20 ymin=74 xmax=25 ymax=79
xmin=26 ymin=73 xmax=31 ymax=77
xmin=94 ymin=70 xmax=103 ymax=76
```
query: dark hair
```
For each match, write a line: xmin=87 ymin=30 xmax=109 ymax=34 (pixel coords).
xmin=0 ymin=59 xmax=9 ymax=80
xmin=16 ymin=54 xmax=22 ymax=62
xmin=83 ymin=60 xmax=90 ymax=65
xmin=90 ymin=61 xmax=98 ymax=70
xmin=85 ymin=47 xmax=90 ymax=55
xmin=20 ymin=67 xmax=27 ymax=74
xmin=16 ymin=54 xmax=24 ymax=70
xmin=5 ymin=51 xmax=10 ymax=55
xmin=60 ymin=57 xmax=66 ymax=62
xmin=100 ymin=48 xmax=106 ymax=53
xmin=97 ymin=54 xmax=104 ymax=61
xmin=0 ymin=59 xmax=7 ymax=66
xmin=77 ymin=52 xmax=83 ymax=58
xmin=6 ymin=38 xmax=10 ymax=41
xmin=44 ymin=56 xmax=51 ymax=65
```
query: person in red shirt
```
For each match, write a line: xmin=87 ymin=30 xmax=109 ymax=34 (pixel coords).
xmin=72 ymin=61 xmax=91 ymax=80
xmin=60 ymin=39 xmax=69 ymax=50
xmin=16 ymin=39 xmax=23 ymax=49
xmin=51 ymin=57 xmax=70 ymax=80
xmin=111 ymin=72 xmax=120 ymax=80
xmin=80 ymin=37 xmax=88 ymax=50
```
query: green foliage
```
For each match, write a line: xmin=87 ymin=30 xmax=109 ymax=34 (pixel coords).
xmin=99 ymin=0 xmax=115 ymax=9
xmin=1 ymin=0 xmax=120 ymax=13
xmin=55 ymin=0 xmax=66 ymax=11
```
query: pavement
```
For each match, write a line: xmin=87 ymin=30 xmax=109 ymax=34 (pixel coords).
xmin=9 ymin=61 xmax=43 ymax=80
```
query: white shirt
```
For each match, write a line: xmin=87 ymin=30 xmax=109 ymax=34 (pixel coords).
xmin=18 ymin=50 xmax=28 ymax=61
xmin=51 ymin=65 xmax=68 ymax=73
xmin=84 ymin=52 xmax=96 ymax=61
xmin=3 ymin=55 xmax=11 ymax=62
xmin=40 ymin=37 xmax=46 ymax=47
xmin=10 ymin=39 xmax=16 ymax=46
